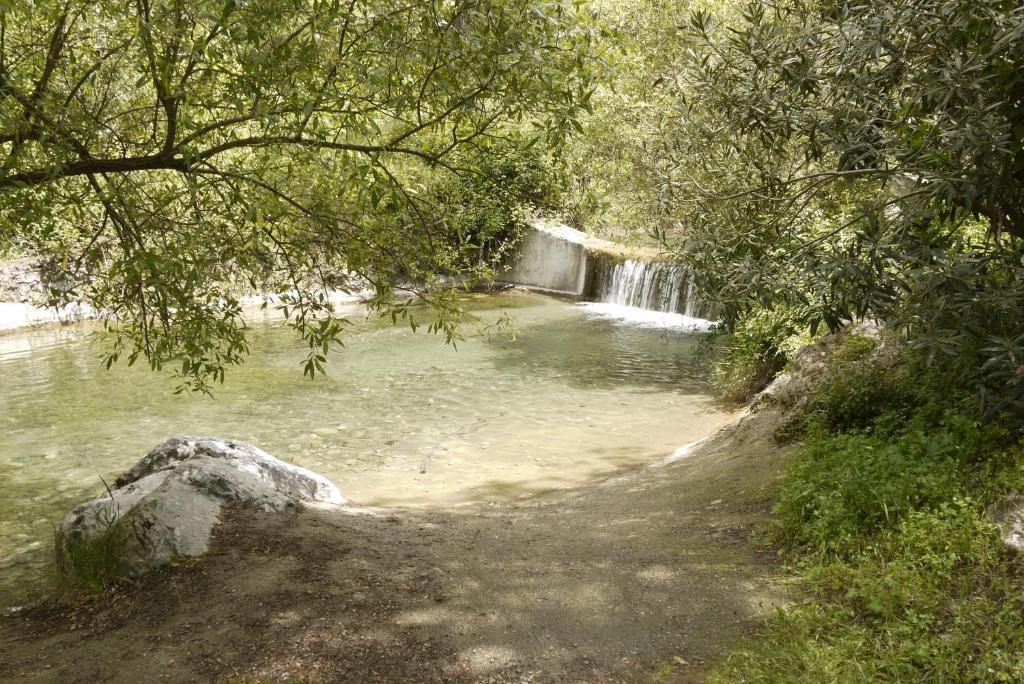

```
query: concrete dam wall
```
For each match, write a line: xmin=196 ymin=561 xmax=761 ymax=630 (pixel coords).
xmin=496 ymin=221 xmax=613 ymax=296
xmin=498 ymin=221 xmax=711 ymax=318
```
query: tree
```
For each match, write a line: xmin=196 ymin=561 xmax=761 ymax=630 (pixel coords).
xmin=645 ymin=0 xmax=1024 ymax=409
xmin=0 ymin=0 xmax=601 ymax=390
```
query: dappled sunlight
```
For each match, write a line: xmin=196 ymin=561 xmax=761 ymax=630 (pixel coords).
xmin=0 ymin=405 xmax=792 ymax=681
xmin=636 ymin=565 xmax=678 ymax=585
xmin=0 ymin=293 xmax=735 ymax=602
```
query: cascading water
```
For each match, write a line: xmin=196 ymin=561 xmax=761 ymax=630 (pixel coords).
xmin=592 ymin=258 xmax=707 ymax=318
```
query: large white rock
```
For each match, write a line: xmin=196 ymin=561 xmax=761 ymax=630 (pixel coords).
xmin=56 ymin=436 xmax=344 ymax=579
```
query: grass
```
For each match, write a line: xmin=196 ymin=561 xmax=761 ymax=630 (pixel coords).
xmin=709 ymin=332 xmax=1024 ymax=683
xmin=708 ymin=307 xmax=811 ymax=402
xmin=53 ymin=490 xmax=129 ymax=594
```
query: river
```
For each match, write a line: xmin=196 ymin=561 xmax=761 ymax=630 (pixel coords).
xmin=0 ymin=292 xmax=733 ymax=602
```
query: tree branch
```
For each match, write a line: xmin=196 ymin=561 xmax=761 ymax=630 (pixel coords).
xmin=0 ymin=154 xmax=187 ymax=191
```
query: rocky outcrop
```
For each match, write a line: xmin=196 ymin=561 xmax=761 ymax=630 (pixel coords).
xmin=0 ymin=258 xmax=94 ymax=331
xmin=751 ymin=320 xmax=885 ymax=415
xmin=0 ymin=260 xmax=46 ymax=305
xmin=56 ymin=437 xmax=344 ymax=581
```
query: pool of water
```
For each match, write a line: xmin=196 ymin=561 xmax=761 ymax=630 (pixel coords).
xmin=0 ymin=292 xmax=734 ymax=602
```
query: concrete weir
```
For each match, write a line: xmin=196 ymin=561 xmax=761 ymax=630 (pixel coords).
xmin=497 ymin=220 xmax=613 ymax=296
xmin=498 ymin=220 xmax=713 ymax=319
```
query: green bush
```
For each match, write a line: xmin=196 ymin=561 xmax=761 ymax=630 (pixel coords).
xmin=428 ymin=137 xmax=558 ymax=275
xmin=713 ymin=499 xmax=1024 ymax=683
xmin=803 ymin=335 xmax=914 ymax=433
xmin=711 ymin=307 xmax=808 ymax=402
xmin=776 ymin=357 xmax=1016 ymax=556
xmin=774 ymin=426 xmax=965 ymax=556
xmin=714 ymin=334 xmax=1024 ymax=682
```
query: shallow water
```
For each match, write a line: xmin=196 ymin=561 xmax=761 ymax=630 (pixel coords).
xmin=0 ymin=292 xmax=733 ymax=602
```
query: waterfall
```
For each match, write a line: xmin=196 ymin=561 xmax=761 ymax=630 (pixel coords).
xmin=592 ymin=258 xmax=706 ymax=318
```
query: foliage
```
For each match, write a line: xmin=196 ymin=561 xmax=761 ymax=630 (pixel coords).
xmin=630 ymin=0 xmax=1024 ymax=412
xmin=710 ymin=306 xmax=806 ymax=401
xmin=425 ymin=136 xmax=558 ymax=276
xmin=0 ymin=0 xmax=604 ymax=391
xmin=713 ymin=499 xmax=1024 ymax=683
xmin=776 ymin=425 xmax=966 ymax=555
xmin=713 ymin=333 xmax=1024 ymax=682
xmin=560 ymin=0 xmax=744 ymax=235
xmin=802 ymin=334 xmax=912 ymax=432
xmin=775 ymin=335 xmax=1019 ymax=555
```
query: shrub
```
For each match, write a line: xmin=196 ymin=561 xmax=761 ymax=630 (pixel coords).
xmin=717 ymin=338 xmax=1024 ymax=683
xmin=713 ymin=499 xmax=1024 ymax=683
xmin=803 ymin=334 xmax=914 ymax=433
xmin=774 ymin=426 xmax=965 ymax=556
xmin=711 ymin=307 xmax=808 ymax=401
xmin=428 ymin=137 xmax=559 ymax=275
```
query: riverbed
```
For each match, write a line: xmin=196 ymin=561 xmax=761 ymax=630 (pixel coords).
xmin=0 ymin=292 xmax=734 ymax=602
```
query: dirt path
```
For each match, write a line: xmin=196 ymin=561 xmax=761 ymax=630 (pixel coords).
xmin=0 ymin=410 xmax=791 ymax=683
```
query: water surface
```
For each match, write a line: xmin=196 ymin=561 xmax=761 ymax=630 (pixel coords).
xmin=0 ymin=292 xmax=732 ymax=601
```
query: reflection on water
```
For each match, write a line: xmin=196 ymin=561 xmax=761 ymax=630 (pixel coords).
xmin=0 ymin=292 xmax=732 ymax=602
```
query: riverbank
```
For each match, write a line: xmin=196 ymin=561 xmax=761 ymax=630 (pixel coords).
xmin=0 ymin=259 xmax=91 ymax=332
xmin=0 ymin=406 xmax=793 ymax=682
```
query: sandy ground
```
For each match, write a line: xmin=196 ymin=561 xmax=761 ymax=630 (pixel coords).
xmin=0 ymin=410 xmax=791 ymax=683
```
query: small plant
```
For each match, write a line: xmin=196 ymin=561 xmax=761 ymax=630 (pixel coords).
xmin=54 ymin=481 xmax=128 ymax=594
xmin=710 ymin=307 xmax=808 ymax=402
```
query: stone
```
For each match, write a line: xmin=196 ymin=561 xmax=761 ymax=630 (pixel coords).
xmin=56 ymin=436 xmax=344 ymax=580
xmin=496 ymin=220 xmax=614 ymax=295
xmin=992 ymin=493 xmax=1024 ymax=553
xmin=750 ymin=320 xmax=886 ymax=414
xmin=0 ymin=258 xmax=95 ymax=331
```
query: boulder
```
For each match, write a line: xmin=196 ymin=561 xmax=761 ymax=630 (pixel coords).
xmin=56 ymin=436 xmax=344 ymax=580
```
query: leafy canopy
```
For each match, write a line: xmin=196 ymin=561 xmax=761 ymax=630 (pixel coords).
xmin=0 ymin=0 xmax=602 ymax=390
xmin=639 ymin=0 xmax=1024 ymax=410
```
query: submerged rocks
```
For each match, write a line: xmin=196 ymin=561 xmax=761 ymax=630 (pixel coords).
xmin=56 ymin=436 xmax=344 ymax=581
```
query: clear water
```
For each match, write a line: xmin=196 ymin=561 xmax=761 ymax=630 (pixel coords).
xmin=0 ymin=292 xmax=732 ymax=602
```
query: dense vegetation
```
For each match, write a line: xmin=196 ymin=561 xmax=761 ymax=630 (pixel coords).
xmin=706 ymin=334 xmax=1024 ymax=682
xmin=578 ymin=0 xmax=1023 ymax=412
xmin=569 ymin=1 xmax=1024 ymax=680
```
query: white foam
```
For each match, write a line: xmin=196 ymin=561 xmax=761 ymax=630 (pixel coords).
xmin=578 ymin=302 xmax=715 ymax=331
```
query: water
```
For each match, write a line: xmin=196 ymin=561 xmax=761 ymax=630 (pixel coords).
xmin=593 ymin=258 xmax=708 ymax=318
xmin=0 ymin=292 xmax=732 ymax=602
xmin=577 ymin=302 xmax=715 ymax=332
